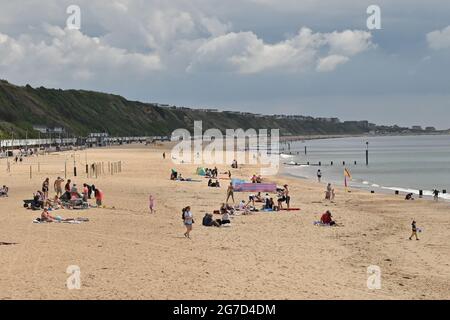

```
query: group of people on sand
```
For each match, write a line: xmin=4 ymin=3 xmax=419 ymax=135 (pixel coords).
xmin=28 ymin=177 xmax=103 ymax=211
xmin=0 ymin=185 xmax=9 ymax=197
xmin=251 ymin=174 xmax=262 ymax=183
xmin=205 ymin=167 xmax=218 ymax=178
xmin=208 ymin=179 xmax=220 ymax=188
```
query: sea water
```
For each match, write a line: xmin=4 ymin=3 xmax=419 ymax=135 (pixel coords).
xmin=281 ymin=135 xmax=450 ymax=200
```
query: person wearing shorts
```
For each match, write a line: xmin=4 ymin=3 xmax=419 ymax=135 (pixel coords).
xmin=54 ymin=177 xmax=64 ymax=197
xmin=183 ymin=206 xmax=193 ymax=238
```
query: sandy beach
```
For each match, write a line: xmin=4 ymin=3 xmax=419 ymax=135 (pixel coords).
xmin=0 ymin=143 xmax=449 ymax=300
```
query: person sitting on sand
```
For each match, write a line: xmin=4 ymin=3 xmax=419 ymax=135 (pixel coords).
xmin=220 ymin=203 xmax=235 ymax=215
xmin=409 ymin=220 xmax=419 ymax=240
xmin=182 ymin=206 xmax=193 ymax=238
xmin=41 ymin=208 xmax=57 ymax=222
xmin=170 ymin=169 xmax=178 ymax=180
xmin=45 ymin=195 xmax=63 ymax=210
xmin=320 ymin=210 xmax=336 ymax=226
xmin=405 ymin=193 xmax=415 ymax=200
xmin=69 ymin=187 xmax=84 ymax=207
xmin=238 ymin=200 xmax=247 ymax=211
xmin=202 ymin=213 xmax=220 ymax=227
xmin=221 ymin=210 xmax=231 ymax=225
xmin=0 ymin=185 xmax=9 ymax=197
xmin=208 ymin=179 xmax=220 ymax=187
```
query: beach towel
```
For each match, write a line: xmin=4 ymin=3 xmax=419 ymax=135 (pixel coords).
xmin=231 ymin=178 xmax=246 ymax=186
xmin=234 ymin=183 xmax=277 ymax=193
xmin=33 ymin=217 xmax=89 ymax=224
xmin=176 ymin=178 xmax=202 ymax=182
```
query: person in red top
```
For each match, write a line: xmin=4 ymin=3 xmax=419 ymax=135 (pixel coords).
xmin=93 ymin=185 xmax=103 ymax=206
xmin=320 ymin=210 xmax=335 ymax=226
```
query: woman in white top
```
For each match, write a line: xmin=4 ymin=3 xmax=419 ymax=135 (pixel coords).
xmin=183 ymin=206 xmax=193 ymax=238
xmin=221 ymin=211 xmax=231 ymax=225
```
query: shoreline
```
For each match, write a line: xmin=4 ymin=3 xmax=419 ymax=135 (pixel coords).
xmin=280 ymin=165 xmax=450 ymax=203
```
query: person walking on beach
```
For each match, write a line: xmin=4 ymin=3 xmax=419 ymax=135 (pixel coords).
xmin=317 ymin=170 xmax=322 ymax=183
xmin=433 ymin=189 xmax=440 ymax=201
xmin=149 ymin=194 xmax=155 ymax=213
xmin=183 ymin=206 xmax=193 ymax=239
xmin=409 ymin=220 xmax=419 ymax=240
xmin=226 ymin=182 xmax=235 ymax=204
xmin=54 ymin=177 xmax=64 ymax=197
xmin=163 ymin=152 xmax=166 ymax=160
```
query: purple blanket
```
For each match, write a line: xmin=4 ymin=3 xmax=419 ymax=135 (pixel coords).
xmin=234 ymin=183 xmax=276 ymax=193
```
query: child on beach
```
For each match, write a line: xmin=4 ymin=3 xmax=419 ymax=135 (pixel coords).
xmin=409 ymin=220 xmax=419 ymax=240
xmin=182 ymin=206 xmax=193 ymax=238
xmin=317 ymin=170 xmax=322 ymax=183
xmin=149 ymin=195 xmax=155 ymax=213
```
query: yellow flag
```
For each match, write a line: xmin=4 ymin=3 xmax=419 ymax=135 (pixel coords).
xmin=344 ymin=168 xmax=352 ymax=179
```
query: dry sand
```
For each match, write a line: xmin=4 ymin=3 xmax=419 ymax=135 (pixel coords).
xmin=0 ymin=144 xmax=449 ymax=300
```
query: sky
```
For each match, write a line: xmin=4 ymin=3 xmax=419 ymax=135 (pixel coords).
xmin=0 ymin=0 xmax=449 ymax=129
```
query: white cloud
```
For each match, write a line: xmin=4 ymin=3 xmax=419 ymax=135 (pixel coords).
xmin=427 ymin=26 xmax=450 ymax=50
xmin=317 ymin=55 xmax=349 ymax=72
xmin=188 ymin=28 xmax=372 ymax=74
xmin=0 ymin=26 xmax=162 ymax=84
